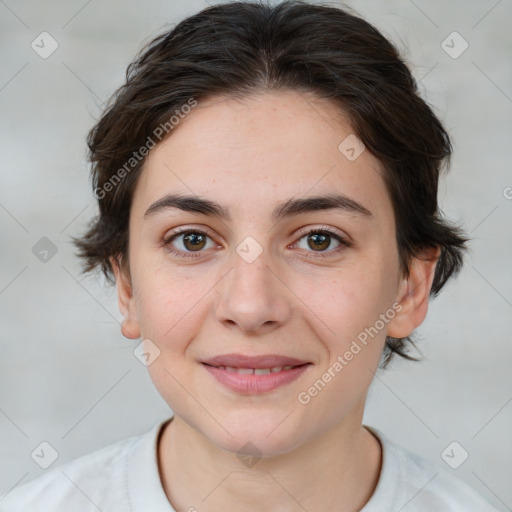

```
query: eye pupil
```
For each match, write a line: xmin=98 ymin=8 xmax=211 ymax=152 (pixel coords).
xmin=183 ymin=232 xmax=206 ymax=251
xmin=308 ymin=233 xmax=330 ymax=251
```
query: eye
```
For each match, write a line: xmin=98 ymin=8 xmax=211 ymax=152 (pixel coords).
xmin=292 ymin=227 xmax=350 ymax=257
xmin=163 ymin=225 xmax=350 ymax=260
xmin=163 ymin=228 xmax=218 ymax=259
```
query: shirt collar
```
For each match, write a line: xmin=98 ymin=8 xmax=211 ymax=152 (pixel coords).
xmin=126 ymin=416 xmax=176 ymax=511
xmin=360 ymin=424 xmax=404 ymax=510
xmin=125 ymin=418 xmax=401 ymax=511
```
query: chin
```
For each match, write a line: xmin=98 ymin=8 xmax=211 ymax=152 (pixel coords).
xmin=203 ymin=407 xmax=308 ymax=459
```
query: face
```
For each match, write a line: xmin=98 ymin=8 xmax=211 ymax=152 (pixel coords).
xmin=115 ymin=90 xmax=436 ymax=456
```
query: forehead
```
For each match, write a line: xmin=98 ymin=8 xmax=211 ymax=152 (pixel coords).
xmin=132 ymin=90 xmax=392 ymax=222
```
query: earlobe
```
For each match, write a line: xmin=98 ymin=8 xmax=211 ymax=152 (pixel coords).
xmin=111 ymin=256 xmax=141 ymax=340
xmin=387 ymin=247 xmax=440 ymax=339
xmin=121 ymin=321 xmax=139 ymax=339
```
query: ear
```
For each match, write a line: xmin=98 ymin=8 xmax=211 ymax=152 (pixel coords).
xmin=111 ymin=256 xmax=141 ymax=340
xmin=387 ymin=246 xmax=440 ymax=339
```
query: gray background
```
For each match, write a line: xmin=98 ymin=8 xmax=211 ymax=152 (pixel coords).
xmin=1 ymin=0 xmax=511 ymax=510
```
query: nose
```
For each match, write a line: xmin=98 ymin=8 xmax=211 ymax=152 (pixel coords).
xmin=214 ymin=245 xmax=292 ymax=335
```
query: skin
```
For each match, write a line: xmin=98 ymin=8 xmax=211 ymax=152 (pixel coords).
xmin=113 ymin=90 xmax=439 ymax=512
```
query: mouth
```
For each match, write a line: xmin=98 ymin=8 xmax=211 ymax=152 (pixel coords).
xmin=201 ymin=354 xmax=312 ymax=394
xmin=205 ymin=364 xmax=302 ymax=375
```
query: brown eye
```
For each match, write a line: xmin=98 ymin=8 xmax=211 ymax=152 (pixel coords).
xmin=307 ymin=232 xmax=331 ymax=251
xmin=182 ymin=232 xmax=207 ymax=251
xmin=164 ymin=229 xmax=217 ymax=259
xmin=293 ymin=228 xmax=350 ymax=258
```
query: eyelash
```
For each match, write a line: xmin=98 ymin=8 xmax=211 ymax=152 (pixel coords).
xmin=163 ymin=226 xmax=351 ymax=260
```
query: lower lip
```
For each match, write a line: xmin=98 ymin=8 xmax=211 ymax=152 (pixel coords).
xmin=202 ymin=363 xmax=311 ymax=394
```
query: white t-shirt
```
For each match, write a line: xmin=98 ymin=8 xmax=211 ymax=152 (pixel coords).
xmin=0 ymin=417 xmax=499 ymax=512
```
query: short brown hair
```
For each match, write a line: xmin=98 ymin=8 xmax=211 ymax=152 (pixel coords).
xmin=73 ymin=0 xmax=467 ymax=367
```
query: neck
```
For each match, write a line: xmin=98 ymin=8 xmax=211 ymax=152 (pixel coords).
xmin=158 ymin=407 xmax=382 ymax=512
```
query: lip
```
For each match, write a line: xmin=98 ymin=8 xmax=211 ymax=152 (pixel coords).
xmin=201 ymin=353 xmax=312 ymax=394
xmin=201 ymin=353 xmax=310 ymax=368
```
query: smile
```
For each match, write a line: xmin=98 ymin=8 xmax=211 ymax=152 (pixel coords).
xmin=201 ymin=354 xmax=312 ymax=394
xmin=212 ymin=365 xmax=299 ymax=374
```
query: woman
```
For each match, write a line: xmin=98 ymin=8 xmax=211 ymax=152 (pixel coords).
xmin=1 ymin=1 xmax=499 ymax=510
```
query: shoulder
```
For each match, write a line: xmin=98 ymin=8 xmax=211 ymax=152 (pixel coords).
xmin=0 ymin=421 xmax=165 ymax=512
xmin=363 ymin=425 xmax=500 ymax=512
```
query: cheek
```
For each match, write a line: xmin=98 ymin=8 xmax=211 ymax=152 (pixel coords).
xmin=132 ymin=258 xmax=217 ymax=346
xmin=132 ymin=267 xmax=213 ymax=407
xmin=293 ymin=265 xmax=395 ymax=422
xmin=299 ymin=258 xmax=397 ymax=343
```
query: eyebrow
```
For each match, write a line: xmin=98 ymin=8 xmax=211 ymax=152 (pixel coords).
xmin=144 ymin=192 xmax=372 ymax=221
